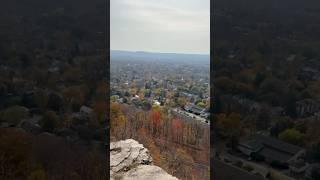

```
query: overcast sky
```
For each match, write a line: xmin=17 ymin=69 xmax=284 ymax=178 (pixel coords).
xmin=110 ymin=0 xmax=210 ymax=54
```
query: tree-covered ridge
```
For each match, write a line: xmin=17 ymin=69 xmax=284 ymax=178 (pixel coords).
xmin=110 ymin=102 xmax=210 ymax=180
xmin=213 ymin=0 xmax=320 ymax=179
xmin=0 ymin=0 xmax=107 ymax=179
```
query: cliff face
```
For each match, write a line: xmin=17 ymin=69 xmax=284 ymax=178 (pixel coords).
xmin=110 ymin=139 xmax=178 ymax=180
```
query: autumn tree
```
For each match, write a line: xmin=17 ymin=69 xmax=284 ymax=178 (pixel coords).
xmin=151 ymin=109 xmax=161 ymax=137
xmin=216 ymin=113 xmax=241 ymax=138
xmin=110 ymin=103 xmax=126 ymax=139
xmin=0 ymin=128 xmax=32 ymax=179
xmin=216 ymin=113 xmax=241 ymax=151
xmin=170 ymin=148 xmax=194 ymax=179
xmin=63 ymin=85 xmax=88 ymax=112
xmin=172 ymin=118 xmax=183 ymax=143
xmin=92 ymin=100 xmax=107 ymax=126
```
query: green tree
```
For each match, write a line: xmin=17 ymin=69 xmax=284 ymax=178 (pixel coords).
xmin=270 ymin=117 xmax=293 ymax=137
xmin=279 ymin=129 xmax=305 ymax=146
xmin=197 ymin=102 xmax=206 ymax=108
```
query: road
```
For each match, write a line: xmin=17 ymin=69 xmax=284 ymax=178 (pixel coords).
xmin=171 ymin=108 xmax=210 ymax=125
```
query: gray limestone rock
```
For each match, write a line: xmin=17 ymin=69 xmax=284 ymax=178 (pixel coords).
xmin=110 ymin=139 xmax=178 ymax=180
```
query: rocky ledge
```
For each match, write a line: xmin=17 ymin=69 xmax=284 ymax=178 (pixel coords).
xmin=110 ymin=139 xmax=178 ymax=180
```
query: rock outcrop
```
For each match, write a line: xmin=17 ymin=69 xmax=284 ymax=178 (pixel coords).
xmin=110 ymin=139 xmax=178 ymax=180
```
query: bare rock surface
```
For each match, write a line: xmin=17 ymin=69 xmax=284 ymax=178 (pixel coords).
xmin=110 ymin=139 xmax=178 ymax=180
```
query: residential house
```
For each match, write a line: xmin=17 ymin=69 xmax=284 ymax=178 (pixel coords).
xmin=184 ymin=104 xmax=206 ymax=115
xmin=238 ymin=134 xmax=305 ymax=167
xmin=296 ymin=99 xmax=320 ymax=117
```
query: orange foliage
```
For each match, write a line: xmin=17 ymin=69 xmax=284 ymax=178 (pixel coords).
xmin=110 ymin=103 xmax=126 ymax=137
xmin=138 ymin=127 xmax=147 ymax=136
xmin=110 ymin=103 xmax=210 ymax=180
xmin=151 ymin=110 xmax=161 ymax=126
xmin=110 ymin=103 xmax=120 ymax=115
xmin=172 ymin=118 xmax=183 ymax=130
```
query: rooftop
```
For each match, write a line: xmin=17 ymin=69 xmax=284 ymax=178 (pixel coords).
xmin=240 ymin=134 xmax=304 ymax=162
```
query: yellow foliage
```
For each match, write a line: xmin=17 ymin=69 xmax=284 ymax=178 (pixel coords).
xmin=27 ymin=169 xmax=47 ymax=180
xmin=93 ymin=101 xmax=107 ymax=125
xmin=110 ymin=103 xmax=126 ymax=134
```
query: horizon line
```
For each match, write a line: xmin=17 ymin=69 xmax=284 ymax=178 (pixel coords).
xmin=111 ymin=49 xmax=210 ymax=56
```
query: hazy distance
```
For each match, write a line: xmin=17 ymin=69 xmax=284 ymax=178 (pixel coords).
xmin=110 ymin=0 xmax=210 ymax=54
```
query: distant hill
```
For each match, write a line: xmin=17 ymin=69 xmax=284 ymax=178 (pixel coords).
xmin=111 ymin=50 xmax=210 ymax=64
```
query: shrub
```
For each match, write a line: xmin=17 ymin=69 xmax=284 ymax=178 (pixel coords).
xmin=279 ymin=128 xmax=305 ymax=146
xmin=0 ymin=106 xmax=29 ymax=125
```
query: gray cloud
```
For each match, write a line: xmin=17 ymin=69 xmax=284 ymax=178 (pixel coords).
xmin=111 ymin=0 xmax=210 ymax=54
